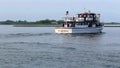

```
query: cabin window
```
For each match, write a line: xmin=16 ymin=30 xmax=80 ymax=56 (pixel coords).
xmin=84 ymin=15 xmax=86 ymax=17
xmin=89 ymin=15 xmax=93 ymax=18
xmin=81 ymin=15 xmax=84 ymax=17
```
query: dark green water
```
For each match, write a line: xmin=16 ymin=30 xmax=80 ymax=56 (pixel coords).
xmin=0 ymin=25 xmax=120 ymax=68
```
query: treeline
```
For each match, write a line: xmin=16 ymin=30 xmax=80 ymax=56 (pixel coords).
xmin=0 ymin=19 xmax=65 ymax=25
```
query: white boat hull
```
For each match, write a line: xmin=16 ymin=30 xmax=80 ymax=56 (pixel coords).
xmin=55 ymin=27 xmax=103 ymax=34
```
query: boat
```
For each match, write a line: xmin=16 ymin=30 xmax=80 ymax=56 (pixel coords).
xmin=55 ymin=11 xmax=104 ymax=33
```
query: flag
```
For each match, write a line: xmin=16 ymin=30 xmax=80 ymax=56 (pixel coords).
xmin=66 ymin=11 xmax=69 ymax=15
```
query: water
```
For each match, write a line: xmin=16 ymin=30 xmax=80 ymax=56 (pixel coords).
xmin=0 ymin=25 xmax=120 ymax=68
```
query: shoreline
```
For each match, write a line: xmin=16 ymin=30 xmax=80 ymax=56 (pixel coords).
xmin=0 ymin=24 xmax=120 ymax=27
xmin=14 ymin=24 xmax=120 ymax=27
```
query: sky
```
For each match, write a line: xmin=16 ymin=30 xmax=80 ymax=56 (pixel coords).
xmin=0 ymin=0 xmax=120 ymax=22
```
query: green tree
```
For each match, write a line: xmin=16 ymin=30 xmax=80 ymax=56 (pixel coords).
xmin=57 ymin=20 xmax=65 ymax=24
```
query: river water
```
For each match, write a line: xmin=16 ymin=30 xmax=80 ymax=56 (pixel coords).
xmin=0 ymin=25 xmax=120 ymax=68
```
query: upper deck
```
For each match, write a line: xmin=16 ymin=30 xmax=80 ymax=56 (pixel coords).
xmin=63 ymin=11 xmax=100 ymax=23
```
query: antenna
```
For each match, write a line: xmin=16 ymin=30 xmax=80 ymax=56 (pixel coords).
xmin=84 ymin=8 xmax=86 ymax=12
xmin=88 ymin=10 xmax=91 ymax=13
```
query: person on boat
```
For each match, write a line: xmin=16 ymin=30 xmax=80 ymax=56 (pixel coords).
xmin=62 ymin=24 xmax=64 ymax=27
xmin=67 ymin=23 xmax=69 ymax=27
xmin=72 ymin=17 xmax=76 ymax=27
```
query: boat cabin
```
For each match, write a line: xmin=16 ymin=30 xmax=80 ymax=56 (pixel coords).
xmin=76 ymin=12 xmax=100 ymax=22
xmin=63 ymin=11 xmax=102 ymax=28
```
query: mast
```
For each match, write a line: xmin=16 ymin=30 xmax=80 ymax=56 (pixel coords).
xmin=65 ymin=11 xmax=69 ymax=27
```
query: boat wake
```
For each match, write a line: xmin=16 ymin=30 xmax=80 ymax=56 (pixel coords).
xmin=0 ymin=33 xmax=53 ymax=38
